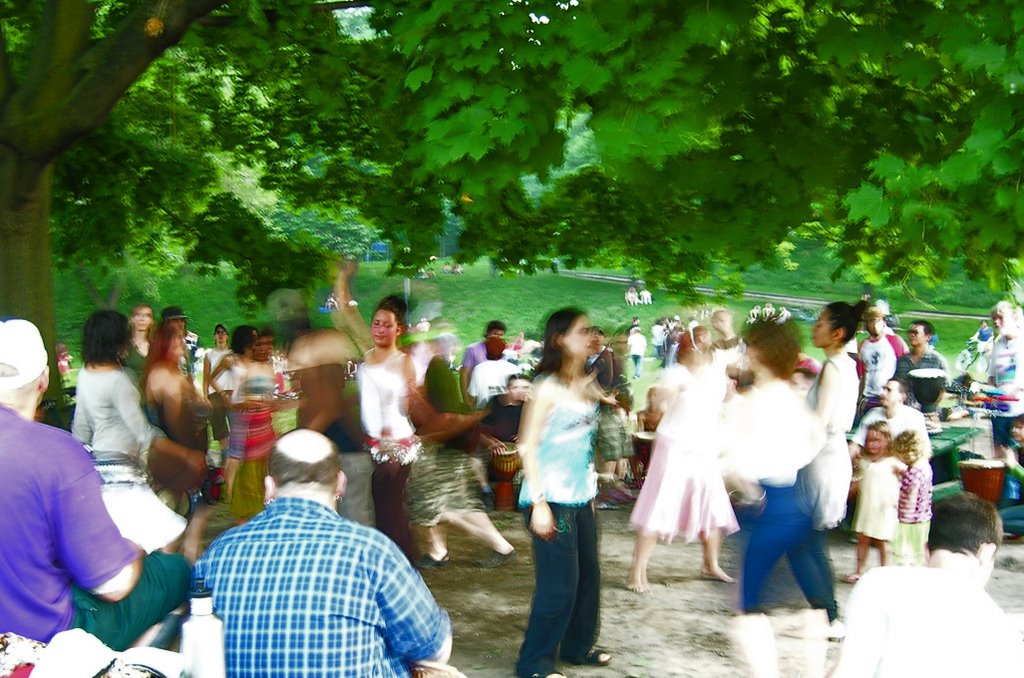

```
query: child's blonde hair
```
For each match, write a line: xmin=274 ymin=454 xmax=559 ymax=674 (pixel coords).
xmin=865 ymin=419 xmax=892 ymax=446
xmin=892 ymin=430 xmax=925 ymax=465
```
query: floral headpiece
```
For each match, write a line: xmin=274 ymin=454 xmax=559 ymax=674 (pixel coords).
xmin=747 ymin=303 xmax=791 ymax=325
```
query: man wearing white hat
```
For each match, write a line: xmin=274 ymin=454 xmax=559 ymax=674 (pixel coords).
xmin=0 ymin=318 xmax=189 ymax=649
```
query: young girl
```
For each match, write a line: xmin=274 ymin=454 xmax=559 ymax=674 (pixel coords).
xmin=846 ymin=420 xmax=902 ymax=582
xmin=891 ymin=430 xmax=933 ymax=565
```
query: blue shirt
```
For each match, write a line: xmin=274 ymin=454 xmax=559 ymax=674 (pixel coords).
xmin=195 ymin=497 xmax=450 ymax=677
xmin=518 ymin=377 xmax=599 ymax=508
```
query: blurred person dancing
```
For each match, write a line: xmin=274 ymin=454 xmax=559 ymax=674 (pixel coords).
xmin=627 ymin=325 xmax=739 ymax=592
xmin=720 ymin=307 xmax=826 ymax=676
xmin=409 ymin=337 xmax=517 ymax=569
xmin=225 ymin=327 xmax=280 ymax=523
xmin=144 ymin=321 xmax=213 ymax=561
xmin=515 ymin=308 xmax=612 ymax=678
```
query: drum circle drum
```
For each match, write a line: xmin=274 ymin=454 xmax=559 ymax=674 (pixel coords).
xmin=908 ymin=368 xmax=948 ymax=414
xmin=959 ymin=459 xmax=1006 ymax=504
xmin=490 ymin=445 xmax=521 ymax=511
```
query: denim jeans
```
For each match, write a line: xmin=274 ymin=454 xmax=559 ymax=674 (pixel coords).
xmin=516 ymin=502 xmax=601 ymax=677
xmin=742 ymin=485 xmax=837 ymax=622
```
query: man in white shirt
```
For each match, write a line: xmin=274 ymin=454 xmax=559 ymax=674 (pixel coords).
xmin=850 ymin=378 xmax=931 ymax=458
xmin=829 ymin=493 xmax=1024 ymax=677
xmin=627 ymin=327 xmax=648 ymax=380
xmin=467 ymin=336 xmax=520 ymax=409
xmin=857 ymin=307 xmax=908 ymax=415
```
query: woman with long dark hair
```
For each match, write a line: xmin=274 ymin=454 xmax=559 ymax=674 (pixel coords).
xmin=359 ymin=295 xmax=420 ymax=562
xmin=795 ymin=300 xmax=865 ymax=636
xmin=123 ymin=303 xmax=154 ymax=387
xmin=515 ymin=308 xmax=611 ymax=678
xmin=72 ymin=310 xmax=186 ymax=552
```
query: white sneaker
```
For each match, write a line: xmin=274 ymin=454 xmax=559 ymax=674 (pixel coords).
xmin=827 ymin=619 xmax=846 ymax=641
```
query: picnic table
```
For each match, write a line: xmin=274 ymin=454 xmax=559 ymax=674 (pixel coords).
xmin=929 ymin=424 xmax=986 ymax=500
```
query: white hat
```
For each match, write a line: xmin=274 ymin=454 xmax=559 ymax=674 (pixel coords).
xmin=0 ymin=319 xmax=49 ymax=389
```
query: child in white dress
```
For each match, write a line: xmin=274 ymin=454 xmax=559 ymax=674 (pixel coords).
xmin=846 ymin=420 xmax=902 ymax=582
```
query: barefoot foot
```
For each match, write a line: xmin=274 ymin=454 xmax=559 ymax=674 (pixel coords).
xmin=701 ymin=566 xmax=735 ymax=583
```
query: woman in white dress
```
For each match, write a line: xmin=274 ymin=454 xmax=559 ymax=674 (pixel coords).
xmin=796 ymin=300 xmax=865 ymax=635
xmin=627 ymin=326 xmax=738 ymax=592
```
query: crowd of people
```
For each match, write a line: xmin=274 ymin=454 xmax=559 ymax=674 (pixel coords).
xmin=3 ymin=270 xmax=1024 ymax=676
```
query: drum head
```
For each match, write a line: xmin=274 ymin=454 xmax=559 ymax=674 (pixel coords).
xmin=909 ymin=368 xmax=947 ymax=379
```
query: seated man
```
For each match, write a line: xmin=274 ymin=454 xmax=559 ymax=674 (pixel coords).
xmin=850 ymin=378 xmax=932 ymax=459
xmin=466 ymin=336 xmax=520 ymax=409
xmin=830 ymin=493 xmax=1024 ymax=676
xmin=195 ymin=429 xmax=453 ymax=677
xmin=0 ymin=319 xmax=189 ymax=649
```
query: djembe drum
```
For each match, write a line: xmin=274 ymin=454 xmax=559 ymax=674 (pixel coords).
xmin=908 ymin=368 xmax=948 ymax=414
xmin=959 ymin=459 xmax=1006 ymax=504
xmin=490 ymin=445 xmax=521 ymax=512
xmin=630 ymin=431 xmax=656 ymax=489
xmin=909 ymin=367 xmax=948 ymax=433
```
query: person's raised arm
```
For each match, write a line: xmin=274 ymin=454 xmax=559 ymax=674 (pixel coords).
xmin=330 ymin=260 xmax=372 ymax=355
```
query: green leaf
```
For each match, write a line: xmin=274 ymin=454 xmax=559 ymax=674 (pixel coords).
xmin=405 ymin=64 xmax=433 ymax=92
xmin=844 ymin=183 xmax=890 ymax=226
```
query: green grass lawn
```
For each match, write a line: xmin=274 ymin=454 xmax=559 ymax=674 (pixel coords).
xmin=51 ymin=256 xmax=998 ymax=411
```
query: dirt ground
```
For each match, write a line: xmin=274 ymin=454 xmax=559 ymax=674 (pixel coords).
xmin=427 ymin=503 xmax=1024 ymax=678
xmin=203 ymin=420 xmax=1024 ymax=678
xmin=203 ymin=491 xmax=1024 ymax=678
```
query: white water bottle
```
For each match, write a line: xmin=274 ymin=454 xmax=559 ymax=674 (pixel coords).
xmin=181 ymin=578 xmax=226 ymax=678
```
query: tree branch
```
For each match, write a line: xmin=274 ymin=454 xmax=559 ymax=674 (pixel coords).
xmin=0 ymin=0 xmax=227 ymax=161
xmin=14 ymin=0 xmax=93 ymax=123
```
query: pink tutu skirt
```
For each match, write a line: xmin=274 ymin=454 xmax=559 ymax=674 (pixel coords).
xmin=629 ymin=432 xmax=739 ymax=543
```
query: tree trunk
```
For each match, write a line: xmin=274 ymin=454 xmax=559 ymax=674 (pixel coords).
xmin=0 ymin=159 xmax=65 ymax=423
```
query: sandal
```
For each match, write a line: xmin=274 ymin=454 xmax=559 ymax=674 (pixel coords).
xmin=565 ymin=648 xmax=612 ymax=666
xmin=416 ymin=553 xmax=450 ymax=570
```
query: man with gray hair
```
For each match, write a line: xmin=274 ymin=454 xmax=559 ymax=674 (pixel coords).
xmin=195 ymin=429 xmax=455 ymax=677
xmin=0 ymin=318 xmax=189 ymax=648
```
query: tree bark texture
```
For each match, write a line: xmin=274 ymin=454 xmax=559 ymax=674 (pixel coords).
xmin=0 ymin=155 xmax=64 ymax=409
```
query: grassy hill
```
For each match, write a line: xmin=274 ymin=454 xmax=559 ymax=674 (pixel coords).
xmin=54 ymin=257 xmax=992 ymax=381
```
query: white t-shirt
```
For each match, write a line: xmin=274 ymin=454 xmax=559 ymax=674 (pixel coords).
xmin=852 ymin=405 xmax=932 ymax=458
xmin=627 ymin=333 xmax=648 ymax=357
xmin=651 ymin=324 xmax=666 ymax=347
xmin=467 ymin=359 xmax=520 ymax=409
xmin=859 ymin=336 xmax=898 ymax=398
xmin=989 ymin=334 xmax=1024 ymax=417
xmin=831 ymin=566 xmax=1024 ymax=677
